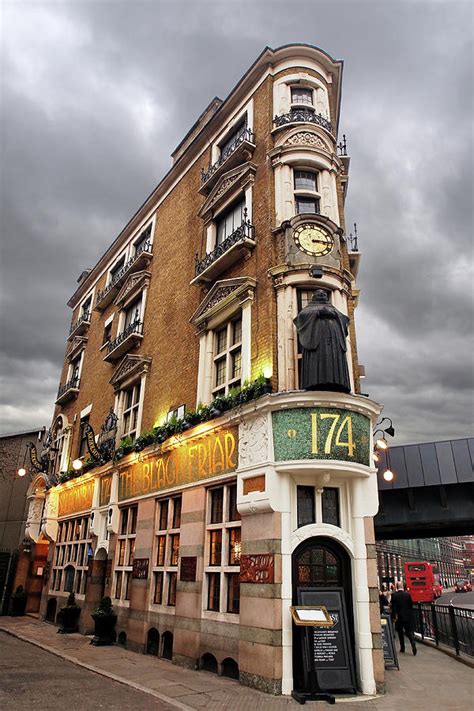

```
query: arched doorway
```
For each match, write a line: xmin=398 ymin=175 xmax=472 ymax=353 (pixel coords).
xmin=146 ymin=628 xmax=160 ymax=656
xmin=292 ymin=536 xmax=353 ymax=692
xmin=161 ymin=631 xmax=173 ymax=660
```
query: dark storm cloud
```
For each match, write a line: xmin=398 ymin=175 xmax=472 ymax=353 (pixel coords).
xmin=1 ymin=0 xmax=472 ymax=443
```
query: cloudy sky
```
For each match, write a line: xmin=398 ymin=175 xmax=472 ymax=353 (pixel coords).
xmin=1 ymin=0 xmax=472 ymax=444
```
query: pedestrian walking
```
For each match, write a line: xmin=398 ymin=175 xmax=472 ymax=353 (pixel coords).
xmin=391 ymin=582 xmax=417 ymax=655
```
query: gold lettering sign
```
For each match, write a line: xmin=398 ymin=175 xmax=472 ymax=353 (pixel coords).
xmin=119 ymin=426 xmax=238 ymax=502
xmin=99 ymin=474 xmax=112 ymax=507
xmin=58 ymin=480 xmax=94 ymax=517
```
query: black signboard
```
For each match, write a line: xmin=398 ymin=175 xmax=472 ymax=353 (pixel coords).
xmin=180 ymin=556 xmax=197 ymax=582
xmin=297 ymin=588 xmax=356 ymax=698
xmin=381 ymin=614 xmax=399 ymax=670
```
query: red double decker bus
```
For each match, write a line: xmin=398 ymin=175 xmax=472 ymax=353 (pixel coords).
xmin=404 ymin=561 xmax=441 ymax=603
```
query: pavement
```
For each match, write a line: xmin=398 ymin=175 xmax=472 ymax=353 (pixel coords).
xmin=0 ymin=616 xmax=473 ymax=710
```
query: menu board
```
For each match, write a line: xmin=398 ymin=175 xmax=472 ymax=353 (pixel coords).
xmin=298 ymin=588 xmax=356 ymax=694
xmin=381 ymin=614 xmax=399 ymax=669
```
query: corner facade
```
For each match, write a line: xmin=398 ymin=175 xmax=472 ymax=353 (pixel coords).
xmin=26 ymin=44 xmax=384 ymax=696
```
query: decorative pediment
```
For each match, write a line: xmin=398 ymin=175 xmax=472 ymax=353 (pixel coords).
xmin=191 ymin=277 xmax=256 ymax=327
xmin=284 ymin=130 xmax=328 ymax=149
xmin=66 ymin=336 xmax=88 ymax=362
xmin=198 ymin=162 xmax=257 ymax=220
xmin=110 ymin=354 xmax=152 ymax=391
xmin=114 ymin=270 xmax=151 ymax=308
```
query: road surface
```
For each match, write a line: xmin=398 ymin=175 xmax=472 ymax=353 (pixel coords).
xmin=0 ymin=631 xmax=174 ymax=710
xmin=436 ymin=590 xmax=474 ymax=609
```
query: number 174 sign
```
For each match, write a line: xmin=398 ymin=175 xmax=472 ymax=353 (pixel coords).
xmin=272 ymin=407 xmax=371 ymax=466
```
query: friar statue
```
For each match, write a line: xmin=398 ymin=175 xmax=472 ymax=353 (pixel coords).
xmin=293 ymin=289 xmax=351 ymax=393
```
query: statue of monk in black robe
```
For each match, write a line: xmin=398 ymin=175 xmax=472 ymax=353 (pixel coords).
xmin=293 ymin=289 xmax=351 ymax=393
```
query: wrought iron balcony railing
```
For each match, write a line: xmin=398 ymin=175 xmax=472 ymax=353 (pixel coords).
xmin=69 ymin=310 xmax=91 ymax=338
xmin=56 ymin=376 xmax=80 ymax=404
xmin=105 ymin=319 xmax=143 ymax=360
xmin=201 ymin=127 xmax=255 ymax=186
xmin=194 ymin=216 xmax=255 ymax=280
xmin=273 ymin=108 xmax=332 ymax=134
xmin=96 ymin=240 xmax=153 ymax=310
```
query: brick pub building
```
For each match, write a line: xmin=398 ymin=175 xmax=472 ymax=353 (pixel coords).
xmin=25 ymin=44 xmax=385 ymax=696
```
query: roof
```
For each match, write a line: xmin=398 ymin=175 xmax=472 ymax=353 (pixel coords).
xmin=66 ymin=43 xmax=343 ymax=310
xmin=377 ymin=437 xmax=474 ymax=489
xmin=0 ymin=427 xmax=45 ymax=440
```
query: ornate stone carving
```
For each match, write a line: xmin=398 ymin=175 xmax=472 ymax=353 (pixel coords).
xmin=283 ymin=131 xmax=326 ymax=149
xmin=239 ymin=415 xmax=268 ymax=467
xmin=114 ymin=270 xmax=150 ymax=307
xmin=203 ymin=285 xmax=239 ymax=314
xmin=110 ymin=354 xmax=151 ymax=390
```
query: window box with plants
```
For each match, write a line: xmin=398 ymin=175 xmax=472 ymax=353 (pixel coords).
xmin=91 ymin=596 xmax=117 ymax=646
xmin=57 ymin=592 xmax=81 ymax=633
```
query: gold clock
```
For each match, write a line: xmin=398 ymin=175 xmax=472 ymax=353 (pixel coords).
xmin=294 ymin=224 xmax=334 ymax=257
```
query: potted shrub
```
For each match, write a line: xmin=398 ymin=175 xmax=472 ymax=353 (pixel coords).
xmin=10 ymin=585 xmax=27 ymax=616
xmin=91 ymin=596 xmax=117 ymax=646
xmin=57 ymin=592 xmax=81 ymax=633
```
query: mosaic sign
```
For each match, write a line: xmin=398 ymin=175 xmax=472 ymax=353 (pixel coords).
xmin=240 ymin=554 xmax=275 ymax=583
xmin=272 ymin=407 xmax=370 ymax=466
xmin=58 ymin=479 xmax=94 ymax=517
xmin=118 ymin=426 xmax=238 ymax=502
xmin=99 ymin=474 xmax=112 ymax=507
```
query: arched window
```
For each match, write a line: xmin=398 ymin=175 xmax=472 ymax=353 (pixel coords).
xmin=200 ymin=652 xmax=218 ymax=673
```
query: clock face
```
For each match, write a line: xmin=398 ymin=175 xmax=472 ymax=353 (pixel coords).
xmin=294 ymin=224 xmax=334 ymax=257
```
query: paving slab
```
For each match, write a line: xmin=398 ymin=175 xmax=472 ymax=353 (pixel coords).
xmin=0 ymin=616 xmax=472 ymax=710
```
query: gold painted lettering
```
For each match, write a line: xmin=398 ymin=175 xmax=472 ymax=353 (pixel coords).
xmin=213 ymin=437 xmax=225 ymax=473
xmin=198 ymin=443 xmax=208 ymax=477
xmin=224 ymin=433 xmax=236 ymax=470
xmin=335 ymin=415 xmax=355 ymax=457
xmin=188 ymin=445 xmax=198 ymax=480
xmin=142 ymin=463 xmax=151 ymax=493
xmin=320 ymin=414 xmax=340 ymax=454
xmin=156 ymin=458 xmax=166 ymax=489
xmin=311 ymin=413 xmax=318 ymax=454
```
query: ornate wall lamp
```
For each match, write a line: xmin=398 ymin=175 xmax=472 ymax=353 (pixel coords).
xmin=373 ymin=417 xmax=396 ymax=482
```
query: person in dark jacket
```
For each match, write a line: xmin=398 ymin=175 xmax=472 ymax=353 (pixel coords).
xmin=391 ymin=582 xmax=417 ymax=654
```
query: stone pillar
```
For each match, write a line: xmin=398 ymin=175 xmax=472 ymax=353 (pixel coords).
xmin=173 ymin=487 xmax=206 ymax=670
xmin=239 ymin=511 xmax=283 ymax=695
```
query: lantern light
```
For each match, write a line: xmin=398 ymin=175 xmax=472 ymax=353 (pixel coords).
xmin=72 ymin=458 xmax=83 ymax=471
xmin=17 ymin=467 xmax=26 ymax=477
xmin=376 ymin=437 xmax=388 ymax=450
xmin=383 ymin=469 xmax=394 ymax=482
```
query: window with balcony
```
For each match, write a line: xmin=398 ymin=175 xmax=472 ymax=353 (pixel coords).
xmin=56 ymin=352 xmax=82 ymax=404
xmin=114 ymin=505 xmax=137 ymax=601
xmin=204 ymin=483 xmax=241 ymax=615
xmin=151 ymin=496 xmax=181 ymax=608
xmin=104 ymin=282 xmax=146 ymax=362
xmin=294 ymin=169 xmax=320 ymax=215
xmin=200 ymin=111 xmax=255 ymax=191
xmin=291 ymin=87 xmax=314 ymax=107
xmin=133 ymin=223 xmax=152 ymax=256
xmin=216 ymin=198 xmax=246 ymax=246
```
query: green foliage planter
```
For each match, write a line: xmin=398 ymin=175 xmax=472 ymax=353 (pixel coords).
xmin=57 ymin=593 xmax=81 ymax=633
xmin=91 ymin=596 xmax=117 ymax=646
xmin=10 ymin=586 xmax=27 ymax=616
xmin=58 ymin=376 xmax=273 ymax=483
